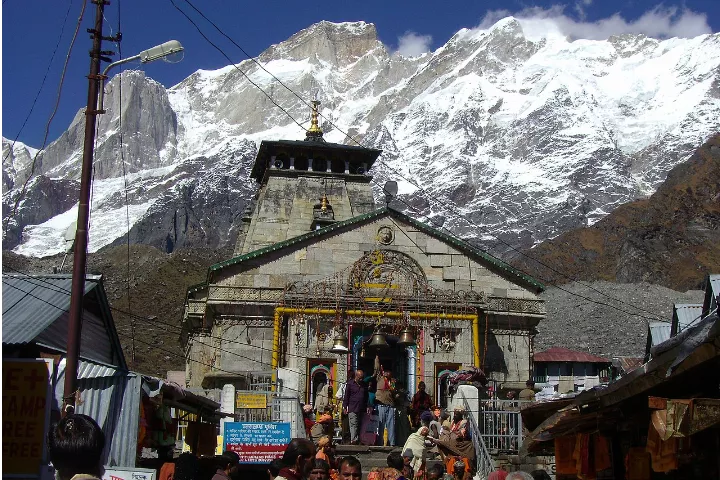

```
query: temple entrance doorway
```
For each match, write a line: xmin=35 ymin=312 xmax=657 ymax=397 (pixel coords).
xmin=353 ymin=333 xmax=409 ymax=397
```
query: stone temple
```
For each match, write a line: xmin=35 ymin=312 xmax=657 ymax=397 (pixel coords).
xmin=180 ymin=102 xmax=546 ymax=407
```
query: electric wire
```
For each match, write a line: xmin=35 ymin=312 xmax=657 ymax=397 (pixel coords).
xmin=168 ymin=0 xmax=306 ymax=133
xmin=2 ymin=0 xmax=75 ymax=163
xmin=4 ymin=0 xmax=88 ymax=234
xmin=167 ymin=1 xmax=666 ymax=323
xmin=4 ymin=265 xmax=474 ymax=395
xmin=113 ymin=0 xmax=136 ymax=367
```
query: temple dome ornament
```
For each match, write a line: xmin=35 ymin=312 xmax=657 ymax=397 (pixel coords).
xmin=305 ymin=99 xmax=325 ymax=143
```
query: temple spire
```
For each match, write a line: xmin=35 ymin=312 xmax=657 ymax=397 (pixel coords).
xmin=305 ymin=99 xmax=325 ymax=142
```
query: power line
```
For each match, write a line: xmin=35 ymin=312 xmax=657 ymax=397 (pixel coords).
xmin=4 ymin=0 xmax=88 ymax=233
xmin=168 ymin=0 xmax=306 ymax=133
xmin=2 ymin=0 xmax=75 ymax=163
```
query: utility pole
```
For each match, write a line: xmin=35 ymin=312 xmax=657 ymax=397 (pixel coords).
xmin=62 ymin=0 xmax=114 ymax=415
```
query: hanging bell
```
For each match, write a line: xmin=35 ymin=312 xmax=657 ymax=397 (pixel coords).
xmin=369 ymin=330 xmax=389 ymax=349
xmin=359 ymin=345 xmax=367 ymax=358
xmin=397 ymin=328 xmax=416 ymax=347
xmin=329 ymin=333 xmax=349 ymax=354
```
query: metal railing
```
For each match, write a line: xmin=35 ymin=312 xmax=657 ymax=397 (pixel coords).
xmin=476 ymin=400 xmax=529 ymax=453
xmin=272 ymin=396 xmax=307 ymax=439
xmin=462 ymin=396 xmax=495 ymax=480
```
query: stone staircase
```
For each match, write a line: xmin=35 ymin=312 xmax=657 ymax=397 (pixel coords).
xmin=334 ymin=445 xmax=444 ymax=480
xmin=335 ymin=445 xmax=400 ymax=478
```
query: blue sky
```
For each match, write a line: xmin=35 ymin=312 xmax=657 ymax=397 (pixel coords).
xmin=2 ymin=0 xmax=718 ymax=149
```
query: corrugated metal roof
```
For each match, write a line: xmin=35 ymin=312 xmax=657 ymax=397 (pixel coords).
xmin=55 ymin=359 xmax=140 ymax=468
xmin=648 ymin=321 xmax=671 ymax=346
xmin=2 ymin=274 xmax=100 ymax=344
xmin=534 ymin=347 xmax=610 ymax=363
xmin=674 ymin=304 xmax=703 ymax=333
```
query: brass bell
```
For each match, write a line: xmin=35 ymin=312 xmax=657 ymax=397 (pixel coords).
xmin=397 ymin=328 xmax=416 ymax=347
xmin=329 ymin=333 xmax=349 ymax=354
xmin=369 ymin=331 xmax=389 ymax=349
xmin=359 ymin=345 xmax=367 ymax=358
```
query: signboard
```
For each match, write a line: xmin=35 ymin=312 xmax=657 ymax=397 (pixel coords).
xmin=224 ymin=422 xmax=290 ymax=463
xmin=2 ymin=359 xmax=53 ymax=477
xmin=235 ymin=392 xmax=267 ymax=409
xmin=103 ymin=467 xmax=156 ymax=480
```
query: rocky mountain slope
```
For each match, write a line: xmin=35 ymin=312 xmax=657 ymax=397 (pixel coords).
xmin=513 ymin=134 xmax=720 ymax=292
xmin=4 ymin=19 xmax=720 ymax=256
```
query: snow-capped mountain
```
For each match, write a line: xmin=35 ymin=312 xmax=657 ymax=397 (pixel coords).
xmin=3 ymin=18 xmax=719 ymax=257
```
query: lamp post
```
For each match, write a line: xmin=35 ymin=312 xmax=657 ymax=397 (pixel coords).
xmin=62 ymin=0 xmax=184 ymax=415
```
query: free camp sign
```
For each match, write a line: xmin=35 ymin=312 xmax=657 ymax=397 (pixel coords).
xmin=2 ymin=359 xmax=53 ymax=476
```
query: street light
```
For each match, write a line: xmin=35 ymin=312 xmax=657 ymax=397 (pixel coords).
xmin=63 ymin=1 xmax=184 ymax=416
xmin=97 ymin=40 xmax=184 ymax=111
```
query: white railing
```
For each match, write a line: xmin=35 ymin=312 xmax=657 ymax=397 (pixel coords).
xmin=476 ymin=400 xmax=529 ymax=453
xmin=272 ymin=395 xmax=307 ymax=439
xmin=462 ymin=396 xmax=495 ymax=480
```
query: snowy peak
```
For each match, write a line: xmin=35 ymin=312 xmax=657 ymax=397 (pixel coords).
xmin=260 ymin=20 xmax=383 ymax=67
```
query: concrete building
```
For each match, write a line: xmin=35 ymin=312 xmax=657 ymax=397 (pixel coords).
xmin=180 ymin=106 xmax=546 ymax=408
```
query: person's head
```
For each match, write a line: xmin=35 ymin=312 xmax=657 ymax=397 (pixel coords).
xmin=452 ymin=461 xmax=466 ymax=478
xmin=323 ymin=405 xmax=334 ymax=414
xmin=431 ymin=405 xmax=441 ymax=418
xmin=525 ymin=380 xmax=535 ymax=389
xmin=220 ymin=450 xmax=240 ymax=475
xmin=338 ymin=456 xmax=362 ymax=480
xmin=402 ymin=465 xmax=414 ymax=479
xmin=383 ymin=370 xmax=392 ymax=379
xmin=303 ymin=404 xmax=314 ymax=416
xmin=417 ymin=426 xmax=429 ymax=437
xmin=402 ymin=452 xmax=412 ymax=465
xmin=387 ymin=452 xmax=404 ymax=471
xmin=420 ymin=410 xmax=434 ymax=426
xmin=317 ymin=436 xmax=331 ymax=451
xmin=452 ymin=407 xmax=465 ymax=423
xmin=507 ymin=472 xmax=534 ymax=480
xmin=309 ymin=459 xmax=330 ymax=480
xmin=281 ymin=438 xmax=316 ymax=477
xmin=174 ymin=452 xmax=200 ymax=480
xmin=268 ymin=458 xmax=283 ymax=480
xmin=355 ymin=370 xmax=364 ymax=382
xmin=506 ymin=391 xmax=516 ymax=400
xmin=427 ymin=464 xmax=444 ymax=480
xmin=530 ymin=470 xmax=551 ymax=480
xmin=48 ymin=413 xmax=106 ymax=480
xmin=417 ymin=381 xmax=426 ymax=392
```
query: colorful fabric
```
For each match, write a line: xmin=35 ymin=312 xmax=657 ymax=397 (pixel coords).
xmin=646 ymin=422 xmax=678 ymax=473
xmin=554 ymin=436 xmax=577 ymax=475
xmin=593 ymin=434 xmax=611 ymax=472
xmin=625 ymin=447 xmax=651 ymax=480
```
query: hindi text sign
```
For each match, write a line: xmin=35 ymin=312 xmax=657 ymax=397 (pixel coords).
xmin=235 ymin=392 xmax=267 ymax=409
xmin=224 ymin=422 xmax=290 ymax=463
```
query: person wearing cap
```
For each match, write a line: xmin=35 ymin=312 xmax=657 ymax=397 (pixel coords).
xmin=311 ymin=411 xmax=335 ymax=445
xmin=303 ymin=404 xmax=315 ymax=436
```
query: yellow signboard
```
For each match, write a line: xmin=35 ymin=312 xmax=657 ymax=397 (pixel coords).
xmin=235 ymin=392 xmax=267 ymax=409
xmin=2 ymin=359 xmax=53 ymax=476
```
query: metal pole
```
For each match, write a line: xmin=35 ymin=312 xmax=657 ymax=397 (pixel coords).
xmin=62 ymin=0 xmax=107 ymax=415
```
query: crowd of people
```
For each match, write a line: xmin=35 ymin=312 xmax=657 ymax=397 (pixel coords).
xmin=47 ymin=413 xmax=550 ymax=480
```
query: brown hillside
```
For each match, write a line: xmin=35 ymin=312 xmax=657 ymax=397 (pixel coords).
xmin=513 ymin=134 xmax=720 ymax=291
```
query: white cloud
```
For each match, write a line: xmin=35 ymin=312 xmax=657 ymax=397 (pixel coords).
xmin=574 ymin=0 xmax=593 ymax=20
xmin=396 ymin=31 xmax=433 ymax=57
xmin=477 ymin=4 xmax=712 ymax=41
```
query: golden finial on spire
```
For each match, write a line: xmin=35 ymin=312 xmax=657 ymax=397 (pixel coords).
xmin=305 ymin=98 xmax=325 ymax=141
xmin=320 ymin=193 xmax=329 ymax=212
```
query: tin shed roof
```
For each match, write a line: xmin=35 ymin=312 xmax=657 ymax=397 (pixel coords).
xmin=2 ymin=274 xmax=99 ymax=344
xmin=534 ymin=347 xmax=610 ymax=363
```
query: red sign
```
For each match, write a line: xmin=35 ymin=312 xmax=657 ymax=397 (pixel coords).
xmin=226 ymin=444 xmax=285 ymax=463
